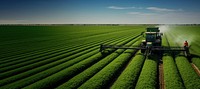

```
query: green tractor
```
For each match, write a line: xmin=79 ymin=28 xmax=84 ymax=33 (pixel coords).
xmin=141 ymin=27 xmax=163 ymax=54
xmin=100 ymin=27 xmax=190 ymax=57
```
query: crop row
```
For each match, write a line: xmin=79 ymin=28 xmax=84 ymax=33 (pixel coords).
xmin=0 ymin=33 xmax=140 ymax=89
xmin=0 ymin=30 xmax=133 ymax=62
xmin=135 ymin=55 xmax=158 ymax=89
xmin=21 ymin=34 xmax=140 ymax=89
xmin=175 ymin=56 xmax=200 ymax=89
xmin=163 ymin=56 xmax=184 ymax=89
xmin=0 ymin=26 xmax=141 ymax=59
xmin=78 ymin=40 xmax=142 ymax=89
xmin=0 ymin=35 xmax=111 ymax=62
xmin=0 ymin=27 xmax=139 ymax=61
xmin=162 ymin=34 xmax=185 ymax=89
xmin=111 ymin=52 xmax=145 ymax=89
xmin=0 ymin=34 xmax=130 ymax=80
xmin=56 ymin=35 xmax=142 ymax=89
xmin=1 ymin=30 xmax=139 ymax=68
xmin=0 ymin=32 xmax=134 ymax=71
xmin=0 ymin=33 xmax=135 ymax=87
xmin=167 ymin=27 xmax=200 ymax=74
xmin=164 ymin=31 xmax=200 ymax=89
xmin=0 ymin=26 xmax=122 ymax=47
xmin=1 ymin=29 xmax=140 ymax=61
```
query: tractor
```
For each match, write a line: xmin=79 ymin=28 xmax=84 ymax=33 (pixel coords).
xmin=140 ymin=27 xmax=163 ymax=54
xmin=99 ymin=27 xmax=190 ymax=57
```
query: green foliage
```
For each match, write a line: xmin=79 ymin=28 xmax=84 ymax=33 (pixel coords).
xmin=0 ymin=35 xmax=131 ymax=87
xmin=163 ymin=56 xmax=185 ymax=89
xmin=135 ymin=55 xmax=158 ymax=89
xmin=111 ymin=53 xmax=145 ymax=89
xmin=0 ymin=25 xmax=145 ymax=89
xmin=1 ymin=25 xmax=200 ymax=89
xmin=0 ymin=34 xmax=126 ymax=80
xmin=192 ymin=58 xmax=200 ymax=69
xmin=78 ymin=41 xmax=141 ymax=89
xmin=0 ymin=25 xmax=145 ymax=59
xmin=0 ymin=34 xmax=134 ymax=89
xmin=175 ymin=56 xmax=200 ymax=89
xmin=21 ymin=35 xmax=141 ymax=89
xmin=56 ymin=36 xmax=141 ymax=89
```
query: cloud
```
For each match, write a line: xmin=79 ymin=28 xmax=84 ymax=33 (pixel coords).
xmin=128 ymin=12 xmax=156 ymax=16
xmin=108 ymin=6 xmax=135 ymax=9
xmin=146 ymin=7 xmax=183 ymax=12
xmin=108 ymin=6 xmax=183 ymax=12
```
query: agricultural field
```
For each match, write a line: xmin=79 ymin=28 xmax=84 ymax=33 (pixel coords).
xmin=0 ymin=25 xmax=200 ymax=89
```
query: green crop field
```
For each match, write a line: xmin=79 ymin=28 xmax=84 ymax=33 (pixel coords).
xmin=0 ymin=25 xmax=200 ymax=89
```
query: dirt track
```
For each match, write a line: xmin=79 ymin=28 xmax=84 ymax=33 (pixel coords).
xmin=191 ymin=63 xmax=200 ymax=76
xmin=159 ymin=63 xmax=165 ymax=89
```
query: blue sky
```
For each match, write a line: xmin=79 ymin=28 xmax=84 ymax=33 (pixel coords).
xmin=0 ymin=0 xmax=200 ymax=24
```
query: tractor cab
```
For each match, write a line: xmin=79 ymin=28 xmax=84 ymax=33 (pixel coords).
xmin=144 ymin=27 xmax=163 ymax=47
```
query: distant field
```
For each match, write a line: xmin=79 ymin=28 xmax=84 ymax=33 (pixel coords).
xmin=0 ymin=25 xmax=200 ymax=89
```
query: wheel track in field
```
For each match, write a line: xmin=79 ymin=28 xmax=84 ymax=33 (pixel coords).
xmin=159 ymin=63 xmax=165 ymax=89
xmin=191 ymin=63 xmax=200 ymax=76
xmin=158 ymin=35 xmax=170 ymax=89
